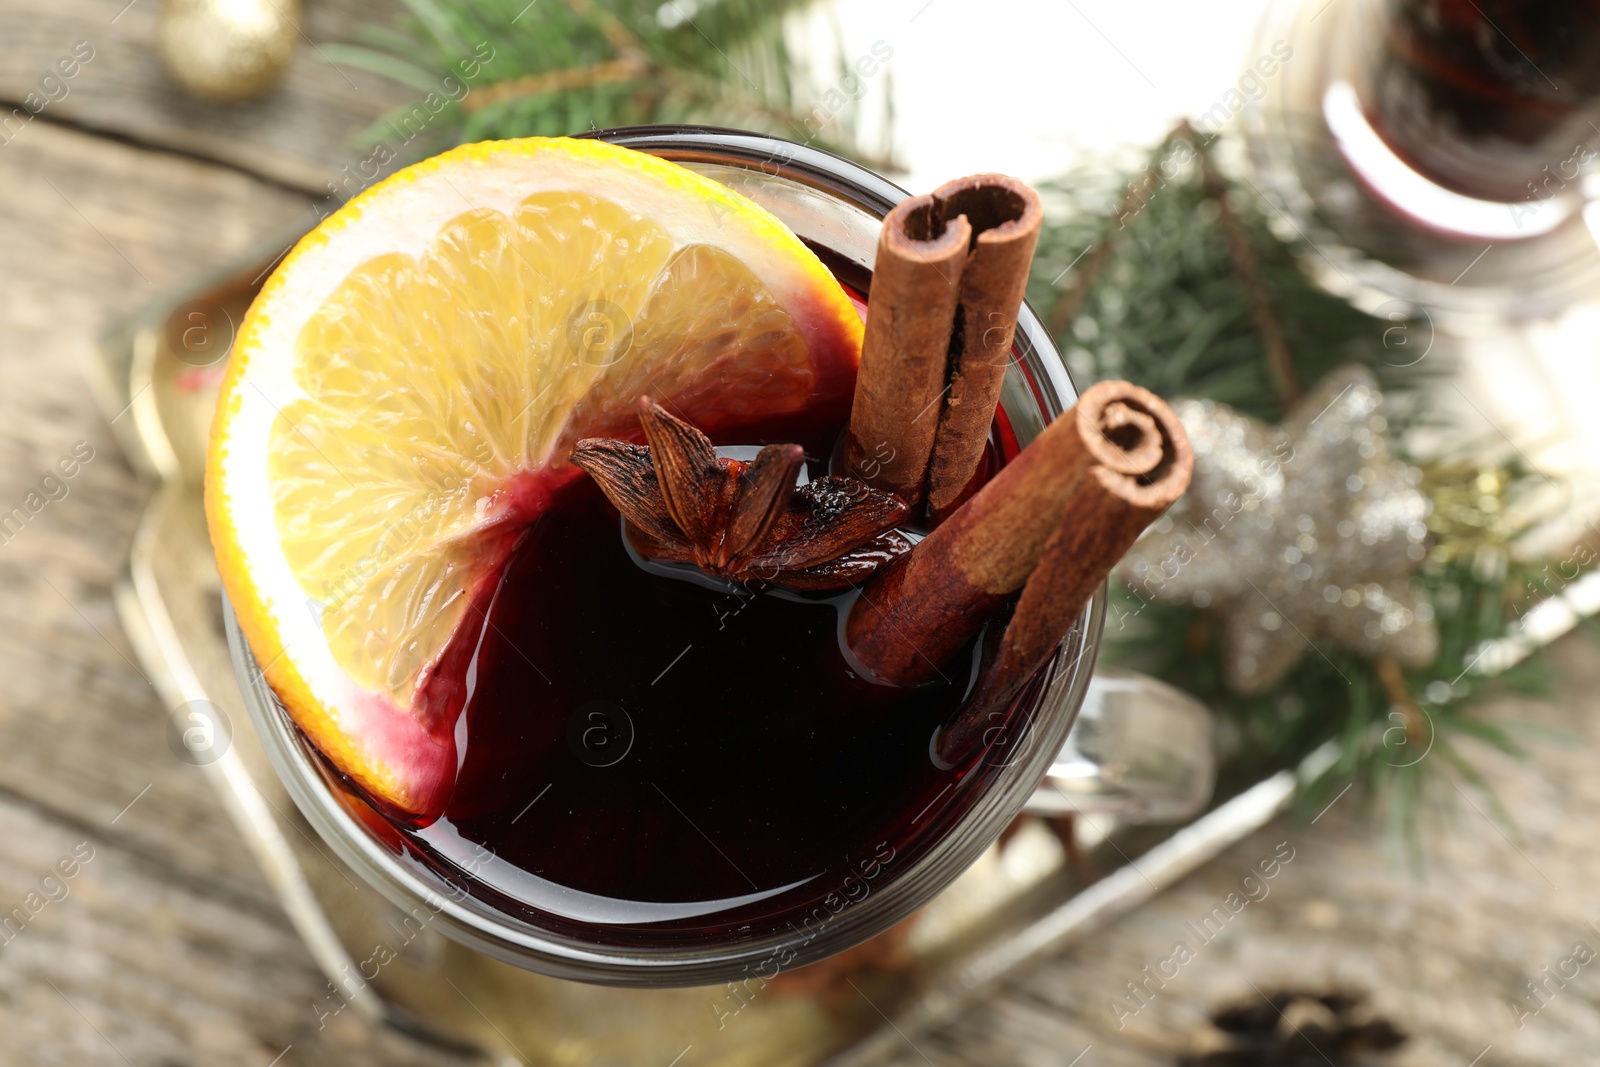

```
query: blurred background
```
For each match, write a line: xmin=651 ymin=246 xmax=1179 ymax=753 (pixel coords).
xmin=6 ymin=0 xmax=1600 ymax=1063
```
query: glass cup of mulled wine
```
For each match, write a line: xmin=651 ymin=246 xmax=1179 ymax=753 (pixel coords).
xmin=1244 ymin=0 xmax=1600 ymax=317
xmin=226 ymin=126 xmax=1214 ymax=987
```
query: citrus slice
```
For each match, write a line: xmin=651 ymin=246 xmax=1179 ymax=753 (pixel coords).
xmin=207 ymin=138 xmax=863 ymax=816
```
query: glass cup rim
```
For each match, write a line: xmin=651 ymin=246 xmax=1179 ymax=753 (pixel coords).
xmin=226 ymin=124 xmax=1106 ymax=986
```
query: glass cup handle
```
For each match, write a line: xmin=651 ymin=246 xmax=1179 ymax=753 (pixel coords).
xmin=1023 ymin=667 xmax=1217 ymax=824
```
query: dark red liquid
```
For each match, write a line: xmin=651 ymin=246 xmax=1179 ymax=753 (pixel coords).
xmin=1364 ymin=0 xmax=1600 ymax=201
xmin=361 ymin=269 xmax=1042 ymax=945
xmin=407 ymin=455 xmax=982 ymax=938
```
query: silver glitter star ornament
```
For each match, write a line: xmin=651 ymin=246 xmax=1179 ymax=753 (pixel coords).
xmin=1116 ymin=364 xmax=1436 ymax=693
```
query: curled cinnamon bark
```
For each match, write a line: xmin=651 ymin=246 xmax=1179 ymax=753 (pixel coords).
xmin=845 ymin=382 xmax=1192 ymax=704
xmin=845 ymin=195 xmax=969 ymax=507
xmin=924 ymin=174 xmax=1043 ymax=523
xmin=845 ymin=174 xmax=1042 ymax=516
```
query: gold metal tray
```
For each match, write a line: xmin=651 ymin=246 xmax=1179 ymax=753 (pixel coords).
xmin=94 ymin=229 xmax=1304 ymax=1067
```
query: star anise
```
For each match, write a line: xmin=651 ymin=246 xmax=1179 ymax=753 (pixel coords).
xmin=570 ymin=397 xmax=912 ymax=591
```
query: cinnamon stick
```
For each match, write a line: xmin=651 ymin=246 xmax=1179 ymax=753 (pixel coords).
xmin=939 ymin=395 xmax=1191 ymax=760
xmin=845 ymin=174 xmax=1042 ymax=514
xmin=844 ymin=196 xmax=970 ymax=506
xmin=845 ymin=381 xmax=1192 ymax=697
xmin=924 ymin=174 xmax=1043 ymax=523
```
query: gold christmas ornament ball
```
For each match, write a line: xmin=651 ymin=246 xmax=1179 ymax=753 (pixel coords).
xmin=158 ymin=0 xmax=298 ymax=103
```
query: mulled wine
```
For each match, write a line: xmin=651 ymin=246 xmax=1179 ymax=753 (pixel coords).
xmin=218 ymin=131 xmax=1153 ymax=986
xmin=1361 ymin=0 xmax=1600 ymax=202
xmin=348 ymin=271 xmax=1033 ymax=944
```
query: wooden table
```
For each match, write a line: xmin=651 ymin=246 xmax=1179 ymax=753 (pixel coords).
xmin=1 ymin=4 xmax=1596 ymax=1064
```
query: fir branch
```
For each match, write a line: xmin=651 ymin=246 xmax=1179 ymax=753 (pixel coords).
xmin=336 ymin=0 xmax=893 ymax=169
xmin=1187 ymin=124 xmax=1301 ymax=407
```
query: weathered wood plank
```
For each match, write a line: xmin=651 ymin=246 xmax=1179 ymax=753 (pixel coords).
xmin=0 ymin=118 xmax=308 ymax=908
xmin=0 ymin=791 xmax=475 ymax=1065
xmin=0 ymin=0 xmax=416 ymax=193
